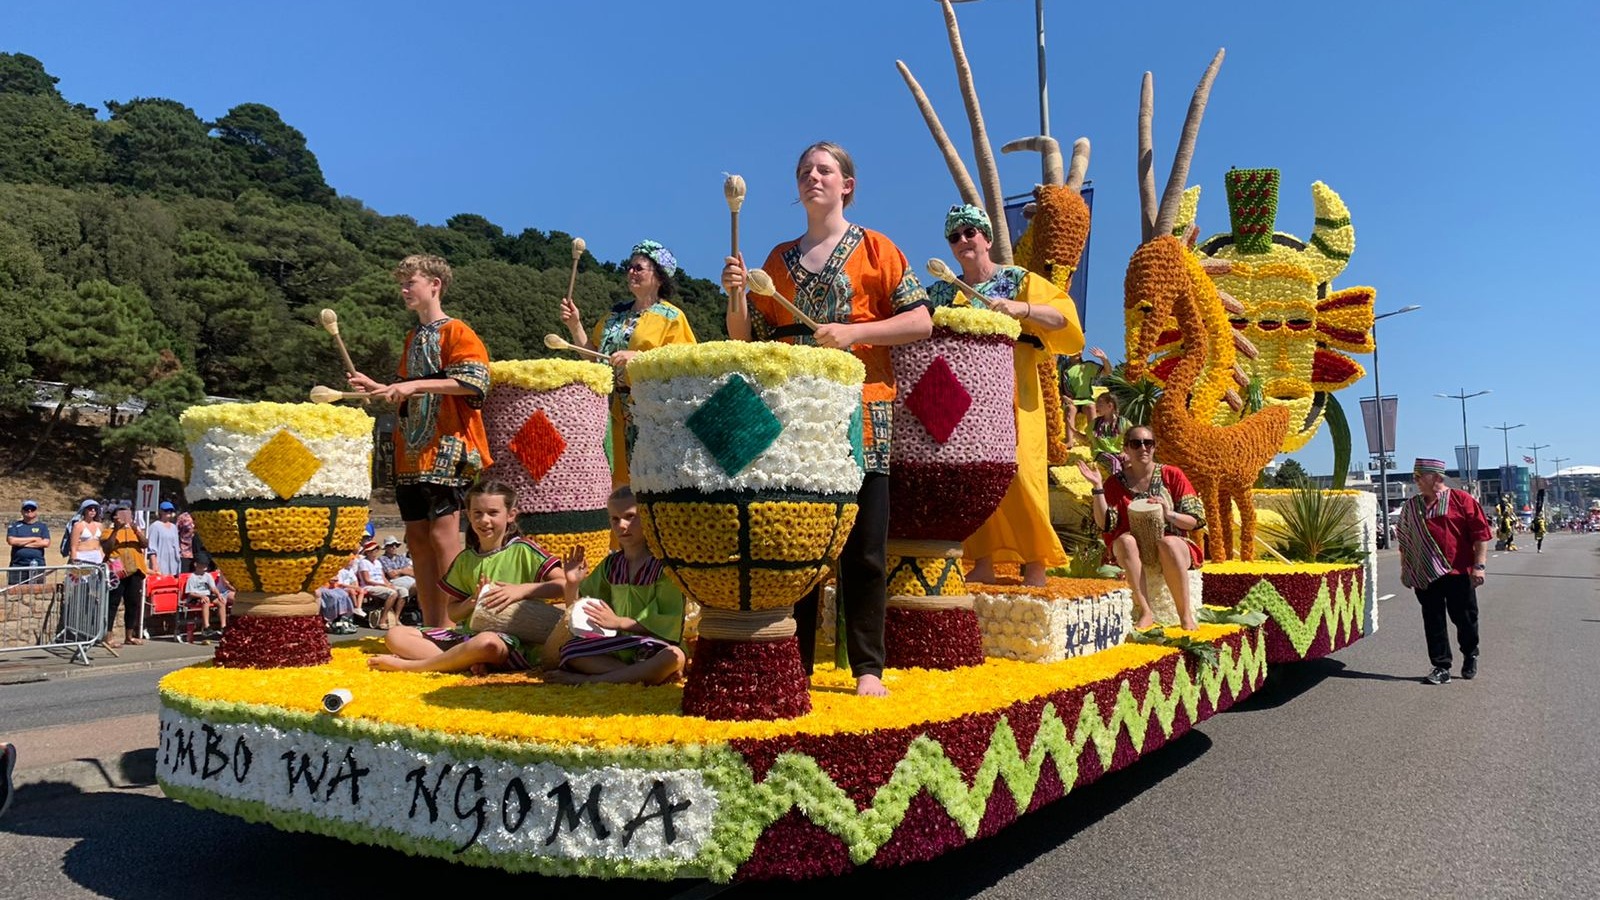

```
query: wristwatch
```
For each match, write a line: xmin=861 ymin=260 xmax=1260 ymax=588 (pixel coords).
xmin=1472 ymin=564 xmax=1486 ymax=571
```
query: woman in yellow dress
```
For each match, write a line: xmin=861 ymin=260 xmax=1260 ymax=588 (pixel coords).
xmin=559 ymin=239 xmax=697 ymax=486
xmin=925 ymin=205 xmax=1084 ymax=586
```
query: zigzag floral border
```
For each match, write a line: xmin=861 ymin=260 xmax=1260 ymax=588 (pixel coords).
xmin=1202 ymin=566 xmax=1364 ymax=663
xmin=156 ymin=628 xmax=1265 ymax=882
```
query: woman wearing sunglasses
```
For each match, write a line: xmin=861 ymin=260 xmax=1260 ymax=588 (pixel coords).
xmin=926 ymin=204 xmax=1085 ymax=587
xmin=721 ymin=141 xmax=933 ymax=698
xmin=1076 ymin=425 xmax=1204 ymax=631
xmin=560 ymin=240 xmax=698 ymax=486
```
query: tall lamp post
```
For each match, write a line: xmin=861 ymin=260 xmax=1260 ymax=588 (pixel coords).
xmin=1551 ymin=455 xmax=1570 ymax=514
xmin=1525 ymin=441 xmax=1550 ymax=506
xmin=1436 ymin=388 xmax=1490 ymax=496
xmin=1486 ymin=421 xmax=1525 ymax=503
xmin=1370 ymin=305 xmax=1420 ymax=544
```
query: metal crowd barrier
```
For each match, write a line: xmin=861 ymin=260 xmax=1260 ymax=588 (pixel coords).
xmin=0 ymin=563 xmax=108 ymax=664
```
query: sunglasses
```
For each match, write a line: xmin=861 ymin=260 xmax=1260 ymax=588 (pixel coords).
xmin=1126 ymin=438 xmax=1157 ymax=449
xmin=946 ymin=226 xmax=981 ymax=244
xmin=624 ymin=262 xmax=651 ymax=274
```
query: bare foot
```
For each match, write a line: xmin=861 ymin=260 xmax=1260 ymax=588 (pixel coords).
xmin=1134 ymin=613 xmax=1155 ymax=630
xmin=1021 ymin=562 xmax=1048 ymax=587
xmin=367 ymin=654 xmax=418 ymax=672
xmin=542 ymin=669 xmax=590 ymax=685
xmin=125 ymin=636 xmax=146 ymax=646
xmin=1180 ymin=619 xmax=1199 ymax=632
xmin=855 ymin=674 xmax=890 ymax=697
xmin=966 ymin=563 xmax=997 ymax=584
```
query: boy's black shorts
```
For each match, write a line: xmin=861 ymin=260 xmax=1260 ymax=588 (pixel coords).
xmin=395 ymin=482 xmax=467 ymax=522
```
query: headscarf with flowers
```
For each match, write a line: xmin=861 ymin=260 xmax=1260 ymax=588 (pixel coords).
xmin=944 ymin=204 xmax=993 ymax=240
xmin=630 ymin=240 xmax=678 ymax=278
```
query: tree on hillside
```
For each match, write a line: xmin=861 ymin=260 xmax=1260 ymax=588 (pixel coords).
xmin=0 ymin=55 xmax=106 ymax=188
xmin=15 ymin=280 xmax=162 ymax=471
xmin=102 ymin=349 xmax=205 ymax=461
xmin=103 ymin=97 xmax=236 ymax=199
xmin=230 ymin=191 xmax=363 ymax=304
xmin=1272 ymin=458 xmax=1310 ymax=488
xmin=213 ymin=102 xmax=334 ymax=205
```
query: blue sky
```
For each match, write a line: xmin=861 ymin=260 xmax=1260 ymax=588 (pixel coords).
xmin=11 ymin=0 xmax=1598 ymax=476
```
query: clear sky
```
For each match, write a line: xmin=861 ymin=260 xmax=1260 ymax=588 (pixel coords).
xmin=11 ymin=0 xmax=1598 ymax=476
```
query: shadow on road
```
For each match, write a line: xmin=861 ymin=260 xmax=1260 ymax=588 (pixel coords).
xmin=1489 ymin=572 xmax=1600 ymax=581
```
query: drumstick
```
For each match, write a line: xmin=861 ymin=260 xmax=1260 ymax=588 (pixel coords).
xmin=544 ymin=333 xmax=612 ymax=363
xmin=925 ymin=259 xmax=985 ymax=307
xmin=565 ymin=237 xmax=585 ymax=304
xmin=319 ymin=309 xmax=358 ymax=375
xmin=745 ymin=269 xmax=820 ymax=331
xmin=723 ymin=174 xmax=746 ymax=317
xmin=309 ymin=385 xmax=370 ymax=404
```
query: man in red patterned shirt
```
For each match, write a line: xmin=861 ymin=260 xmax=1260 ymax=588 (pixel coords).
xmin=1396 ymin=457 xmax=1492 ymax=684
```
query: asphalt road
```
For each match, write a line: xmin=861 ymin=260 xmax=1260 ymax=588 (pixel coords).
xmin=2 ymin=535 xmax=1597 ymax=898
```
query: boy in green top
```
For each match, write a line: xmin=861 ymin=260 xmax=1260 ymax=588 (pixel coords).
xmin=544 ymin=486 xmax=686 ymax=686
xmin=1062 ymin=346 xmax=1111 ymax=449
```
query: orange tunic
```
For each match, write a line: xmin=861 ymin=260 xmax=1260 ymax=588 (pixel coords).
xmin=748 ymin=225 xmax=928 ymax=474
xmin=394 ymin=317 xmax=493 ymax=487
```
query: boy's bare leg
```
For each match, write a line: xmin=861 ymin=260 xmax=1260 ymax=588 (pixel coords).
xmin=1065 ymin=402 xmax=1080 ymax=448
xmin=546 ymin=647 xmax=685 ymax=685
xmin=408 ymin=513 xmax=463 ymax=629
xmin=370 ymin=631 xmax=506 ymax=672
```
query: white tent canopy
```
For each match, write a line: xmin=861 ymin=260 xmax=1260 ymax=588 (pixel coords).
xmin=1550 ymin=465 xmax=1600 ymax=477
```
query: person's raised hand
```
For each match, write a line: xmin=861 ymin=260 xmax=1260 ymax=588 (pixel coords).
xmin=1076 ymin=459 xmax=1103 ymax=489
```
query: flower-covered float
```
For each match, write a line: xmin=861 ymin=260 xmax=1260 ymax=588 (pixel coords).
xmin=182 ymin=402 xmax=373 ymax=668
xmin=158 ymin=340 xmax=1268 ymax=882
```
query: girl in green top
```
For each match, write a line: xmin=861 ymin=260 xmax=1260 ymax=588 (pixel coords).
xmin=544 ymin=486 xmax=687 ymax=686
xmin=369 ymin=481 xmax=574 ymax=673
xmin=1090 ymin=392 xmax=1132 ymax=475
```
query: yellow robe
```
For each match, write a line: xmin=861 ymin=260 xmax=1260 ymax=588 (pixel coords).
xmin=590 ymin=300 xmax=697 ymax=486
xmin=931 ymin=269 xmax=1084 ymax=566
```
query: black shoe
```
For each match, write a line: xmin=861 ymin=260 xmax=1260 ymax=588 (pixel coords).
xmin=1425 ymin=666 xmax=1451 ymax=685
xmin=1462 ymin=657 xmax=1477 ymax=680
xmin=1 ymin=741 xmax=16 ymax=819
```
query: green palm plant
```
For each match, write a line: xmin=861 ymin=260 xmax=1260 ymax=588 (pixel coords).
xmin=1104 ymin=365 xmax=1163 ymax=427
xmin=1260 ymin=483 xmax=1364 ymax=563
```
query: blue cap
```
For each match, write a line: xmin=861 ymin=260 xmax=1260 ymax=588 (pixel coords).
xmin=21 ymin=499 xmax=38 ymax=510
xmin=159 ymin=501 xmax=176 ymax=511
xmin=78 ymin=499 xmax=100 ymax=513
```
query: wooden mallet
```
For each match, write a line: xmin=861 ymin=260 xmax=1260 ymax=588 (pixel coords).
xmin=746 ymin=269 xmax=820 ymax=331
xmin=319 ymin=309 xmax=357 ymax=375
xmin=565 ymin=237 xmax=585 ymax=302
xmin=925 ymin=258 xmax=984 ymax=307
xmin=544 ymin=333 xmax=612 ymax=363
xmin=309 ymin=385 xmax=370 ymax=404
xmin=724 ymin=174 xmax=746 ymax=316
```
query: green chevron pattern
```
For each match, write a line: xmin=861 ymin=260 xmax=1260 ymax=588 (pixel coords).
xmin=1243 ymin=572 xmax=1363 ymax=656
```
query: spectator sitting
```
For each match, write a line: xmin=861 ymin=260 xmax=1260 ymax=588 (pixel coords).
xmin=378 ymin=536 xmax=417 ymax=600
xmin=182 ymin=566 xmax=229 ymax=638
xmin=7 ymin=499 xmax=50 ymax=585
xmin=356 ymin=540 xmax=404 ymax=629
xmin=316 ymin=552 xmax=365 ymax=634
xmin=543 ymin=486 xmax=686 ymax=686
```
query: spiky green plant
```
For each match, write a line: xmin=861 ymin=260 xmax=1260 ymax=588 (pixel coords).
xmin=1260 ymin=483 xmax=1364 ymax=563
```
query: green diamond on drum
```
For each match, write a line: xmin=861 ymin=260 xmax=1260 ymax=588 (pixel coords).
xmin=687 ymin=375 xmax=783 ymax=476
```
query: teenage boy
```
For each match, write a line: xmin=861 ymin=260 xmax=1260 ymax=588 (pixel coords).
xmin=349 ymin=254 xmax=492 ymax=629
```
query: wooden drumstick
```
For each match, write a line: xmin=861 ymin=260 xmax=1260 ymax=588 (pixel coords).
xmin=544 ymin=333 xmax=612 ymax=363
xmin=309 ymin=385 xmax=370 ymax=404
xmin=925 ymin=258 xmax=985 ymax=307
xmin=746 ymin=269 xmax=820 ymax=331
xmin=724 ymin=174 xmax=746 ymax=316
xmin=566 ymin=237 xmax=585 ymax=304
xmin=319 ymin=309 xmax=358 ymax=375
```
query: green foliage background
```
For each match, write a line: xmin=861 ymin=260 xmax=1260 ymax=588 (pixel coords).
xmin=0 ymin=52 xmax=731 ymax=458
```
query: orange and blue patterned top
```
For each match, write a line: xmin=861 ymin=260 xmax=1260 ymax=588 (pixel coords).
xmin=395 ymin=317 xmax=493 ymax=487
xmin=748 ymin=225 xmax=928 ymax=474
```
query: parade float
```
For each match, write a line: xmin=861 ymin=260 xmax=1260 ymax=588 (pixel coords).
xmin=157 ymin=4 xmax=1367 ymax=881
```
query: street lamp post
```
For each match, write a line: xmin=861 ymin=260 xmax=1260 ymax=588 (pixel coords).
xmin=1370 ymin=305 xmax=1421 ymax=544
xmin=1486 ymin=421 xmax=1525 ymax=503
xmin=1436 ymin=388 xmax=1490 ymax=496
xmin=1524 ymin=442 xmax=1550 ymax=505
xmin=1551 ymin=455 xmax=1570 ymax=514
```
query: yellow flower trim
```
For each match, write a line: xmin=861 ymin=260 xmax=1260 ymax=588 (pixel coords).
xmin=212 ymin=555 xmax=322 ymax=594
xmin=330 ymin=507 xmax=369 ymax=549
xmin=159 ymin=623 xmax=1247 ymax=748
xmin=749 ymin=501 xmax=855 ymax=563
xmin=244 ymin=506 xmax=331 ymax=553
xmin=489 ymin=359 xmax=613 ymax=395
xmin=627 ymin=341 xmax=865 ymax=390
xmin=192 ymin=510 xmax=240 ymax=553
xmin=525 ymin=529 xmax=611 ymax=568
xmin=641 ymin=502 xmax=739 ymax=564
xmin=932 ymin=306 xmax=1022 ymax=339
xmin=181 ymin=402 xmax=372 ymax=442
